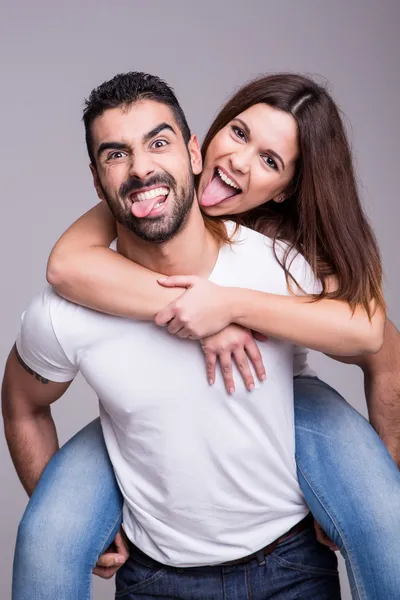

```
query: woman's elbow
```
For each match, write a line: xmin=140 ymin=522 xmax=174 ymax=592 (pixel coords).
xmin=359 ymin=313 xmax=386 ymax=355
xmin=46 ymin=253 xmax=70 ymax=290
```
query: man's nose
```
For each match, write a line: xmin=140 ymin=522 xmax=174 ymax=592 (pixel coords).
xmin=129 ymin=152 xmax=155 ymax=180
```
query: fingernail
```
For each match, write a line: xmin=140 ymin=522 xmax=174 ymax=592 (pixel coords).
xmin=229 ymin=388 xmax=235 ymax=395
xmin=260 ymin=373 xmax=266 ymax=381
xmin=248 ymin=384 xmax=254 ymax=391
xmin=115 ymin=556 xmax=126 ymax=565
xmin=157 ymin=277 xmax=167 ymax=283
xmin=209 ymin=379 xmax=214 ymax=386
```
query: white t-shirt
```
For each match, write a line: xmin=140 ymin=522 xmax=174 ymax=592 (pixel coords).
xmin=16 ymin=223 xmax=319 ymax=567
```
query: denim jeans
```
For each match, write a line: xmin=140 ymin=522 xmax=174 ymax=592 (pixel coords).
xmin=114 ymin=523 xmax=340 ymax=599
xmin=12 ymin=377 xmax=400 ymax=599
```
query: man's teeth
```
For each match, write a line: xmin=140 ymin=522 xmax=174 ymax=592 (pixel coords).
xmin=217 ymin=169 xmax=240 ymax=190
xmin=154 ymin=201 xmax=164 ymax=209
xmin=134 ymin=187 xmax=169 ymax=202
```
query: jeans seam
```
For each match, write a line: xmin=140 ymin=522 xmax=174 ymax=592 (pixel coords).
xmin=297 ymin=462 xmax=365 ymax=600
xmin=245 ymin=565 xmax=253 ymax=600
xmin=269 ymin=552 xmax=338 ymax=576
xmin=96 ymin=507 xmax=123 ymax=563
xmin=115 ymin=566 xmax=167 ymax=596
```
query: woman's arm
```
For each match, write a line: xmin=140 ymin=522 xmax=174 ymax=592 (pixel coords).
xmin=230 ymin=287 xmax=385 ymax=355
xmin=48 ymin=203 xmax=385 ymax=355
xmin=155 ymin=277 xmax=385 ymax=356
xmin=47 ymin=202 xmax=183 ymax=319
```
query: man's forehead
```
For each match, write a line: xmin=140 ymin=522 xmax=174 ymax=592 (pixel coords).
xmin=92 ymin=100 xmax=179 ymax=144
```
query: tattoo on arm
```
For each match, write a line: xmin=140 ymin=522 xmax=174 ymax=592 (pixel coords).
xmin=15 ymin=348 xmax=50 ymax=384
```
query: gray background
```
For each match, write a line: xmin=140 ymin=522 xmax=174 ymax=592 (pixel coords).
xmin=1 ymin=0 xmax=398 ymax=598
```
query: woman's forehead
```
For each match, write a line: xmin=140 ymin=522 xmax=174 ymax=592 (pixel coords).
xmin=233 ymin=103 xmax=299 ymax=163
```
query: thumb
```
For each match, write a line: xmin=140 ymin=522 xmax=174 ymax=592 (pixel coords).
xmin=157 ymin=276 xmax=197 ymax=289
xmin=114 ymin=531 xmax=129 ymax=557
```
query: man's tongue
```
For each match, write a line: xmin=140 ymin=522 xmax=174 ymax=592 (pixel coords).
xmin=131 ymin=195 xmax=165 ymax=218
xmin=200 ymin=175 xmax=239 ymax=207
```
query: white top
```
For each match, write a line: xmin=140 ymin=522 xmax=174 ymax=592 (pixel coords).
xmin=16 ymin=223 xmax=319 ymax=567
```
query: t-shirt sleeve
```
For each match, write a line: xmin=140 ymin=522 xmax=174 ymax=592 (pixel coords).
xmin=16 ymin=287 xmax=79 ymax=383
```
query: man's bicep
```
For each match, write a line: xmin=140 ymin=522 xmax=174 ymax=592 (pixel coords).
xmin=2 ymin=346 xmax=72 ymax=417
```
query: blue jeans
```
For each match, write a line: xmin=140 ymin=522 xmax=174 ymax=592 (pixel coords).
xmin=114 ymin=523 xmax=339 ymax=599
xmin=12 ymin=377 xmax=400 ymax=599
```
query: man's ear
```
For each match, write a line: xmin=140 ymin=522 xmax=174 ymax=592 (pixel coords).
xmin=90 ymin=164 xmax=105 ymax=201
xmin=187 ymin=135 xmax=202 ymax=175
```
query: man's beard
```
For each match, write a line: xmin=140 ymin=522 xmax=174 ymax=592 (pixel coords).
xmin=99 ymin=171 xmax=195 ymax=244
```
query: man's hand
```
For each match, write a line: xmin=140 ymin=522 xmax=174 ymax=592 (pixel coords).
xmin=314 ymin=520 xmax=339 ymax=552
xmin=93 ymin=529 xmax=130 ymax=579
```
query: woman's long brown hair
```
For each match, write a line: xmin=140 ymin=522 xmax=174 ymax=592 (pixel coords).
xmin=201 ymin=73 xmax=385 ymax=317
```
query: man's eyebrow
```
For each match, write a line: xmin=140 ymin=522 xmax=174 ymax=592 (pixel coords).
xmin=143 ymin=122 xmax=177 ymax=143
xmin=234 ymin=117 xmax=285 ymax=171
xmin=97 ymin=141 xmax=130 ymax=159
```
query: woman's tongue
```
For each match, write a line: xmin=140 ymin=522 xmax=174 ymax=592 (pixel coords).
xmin=200 ymin=175 xmax=239 ymax=207
xmin=131 ymin=195 xmax=165 ymax=218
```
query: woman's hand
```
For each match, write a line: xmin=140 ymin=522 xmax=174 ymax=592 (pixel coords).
xmin=201 ymin=324 xmax=267 ymax=394
xmin=155 ymin=276 xmax=233 ymax=339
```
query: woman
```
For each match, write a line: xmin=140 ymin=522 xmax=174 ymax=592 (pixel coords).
xmin=13 ymin=74 xmax=399 ymax=600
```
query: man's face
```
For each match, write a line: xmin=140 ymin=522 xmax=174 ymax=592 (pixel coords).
xmin=90 ymin=100 xmax=200 ymax=243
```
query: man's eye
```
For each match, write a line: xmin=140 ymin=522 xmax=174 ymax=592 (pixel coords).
xmin=108 ymin=151 xmax=126 ymax=160
xmin=151 ymin=139 xmax=168 ymax=149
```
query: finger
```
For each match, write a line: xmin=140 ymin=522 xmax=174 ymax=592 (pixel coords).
xmin=245 ymin=340 xmax=266 ymax=381
xmin=155 ymin=305 xmax=175 ymax=327
xmin=157 ymin=276 xmax=196 ymax=288
xmin=314 ymin=522 xmax=339 ymax=551
xmin=167 ymin=318 xmax=184 ymax=335
xmin=176 ymin=327 xmax=192 ymax=339
xmin=218 ymin=351 xmax=235 ymax=394
xmin=203 ymin=350 xmax=217 ymax=385
xmin=233 ymin=349 xmax=255 ymax=391
xmin=114 ymin=531 xmax=130 ymax=559
xmin=96 ymin=552 xmax=127 ymax=568
xmin=93 ymin=565 xmax=120 ymax=579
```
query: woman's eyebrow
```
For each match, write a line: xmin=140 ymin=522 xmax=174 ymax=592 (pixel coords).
xmin=234 ymin=117 xmax=285 ymax=170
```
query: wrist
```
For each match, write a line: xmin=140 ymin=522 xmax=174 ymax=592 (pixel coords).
xmin=227 ymin=287 xmax=247 ymax=324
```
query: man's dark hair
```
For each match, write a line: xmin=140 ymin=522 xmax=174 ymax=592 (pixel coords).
xmin=83 ymin=71 xmax=191 ymax=165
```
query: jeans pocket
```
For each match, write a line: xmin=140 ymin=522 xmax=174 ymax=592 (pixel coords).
xmin=270 ymin=527 xmax=338 ymax=576
xmin=115 ymin=556 xmax=167 ymax=597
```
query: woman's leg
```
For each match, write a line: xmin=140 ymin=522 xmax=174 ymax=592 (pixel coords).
xmin=12 ymin=417 xmax=123 ymax=600
xmin=294 ymin=376 xmax=400 ymax=600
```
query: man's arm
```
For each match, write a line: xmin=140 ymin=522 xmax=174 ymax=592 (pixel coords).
xmin=2 ymin=346 xmax=72 ymax=496
xmin=331 ymin=319 xmax=400 ymax=467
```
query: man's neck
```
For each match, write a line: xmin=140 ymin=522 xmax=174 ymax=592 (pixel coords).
xmin=117 ymin=202 xmax=220 ymax=277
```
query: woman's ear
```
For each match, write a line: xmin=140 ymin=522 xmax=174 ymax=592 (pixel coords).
xmin=188 ymin=135 xmax=203 ymax=175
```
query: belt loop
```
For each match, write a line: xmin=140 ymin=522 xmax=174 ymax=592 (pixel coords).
xmin=256 ymin=549 xmax=266 ymax=566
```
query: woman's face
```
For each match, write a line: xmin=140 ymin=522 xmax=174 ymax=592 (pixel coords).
xmin=198 ymin=103 xmax=299 ymax=216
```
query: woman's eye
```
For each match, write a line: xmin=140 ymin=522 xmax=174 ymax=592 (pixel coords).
xmin=263 ymin=155 xmax=278 ymax=170
xmin=151 ymin=139 xmax=168 ymax=149
xmin=231 ymin=126 xmax=247 ymax=141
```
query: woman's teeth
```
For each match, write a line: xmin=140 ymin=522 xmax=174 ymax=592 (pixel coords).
xmin=217 ymin=169 xmax=240 ymax=190
xmin=134 ymin=187 xmax=169 ymax=202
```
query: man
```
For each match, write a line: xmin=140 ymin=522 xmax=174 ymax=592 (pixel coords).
xmin=2 ymin=72 xmax=341 ymax=598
